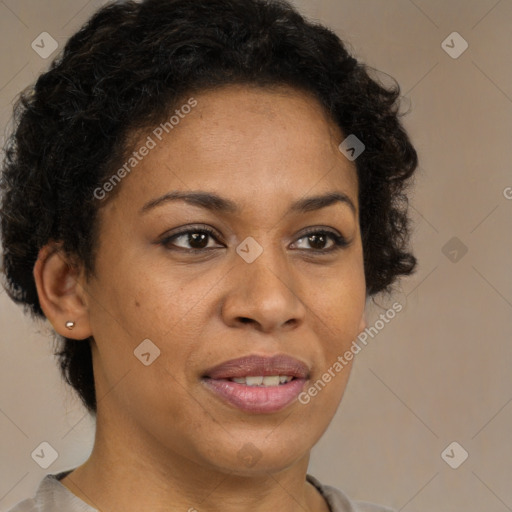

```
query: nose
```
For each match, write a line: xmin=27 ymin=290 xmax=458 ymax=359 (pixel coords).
xmin=221 ymin=248 xmax=306 ymax=333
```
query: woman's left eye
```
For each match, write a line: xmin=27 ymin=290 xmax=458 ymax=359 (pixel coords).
xmin=160 ymin=227 xmax=348 ymax=253
xmin=291 ymin=230 xmax=348 ymax=252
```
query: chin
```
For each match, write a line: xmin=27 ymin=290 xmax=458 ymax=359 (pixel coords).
xmin=199 ymin=434 xmax=311 ymax=476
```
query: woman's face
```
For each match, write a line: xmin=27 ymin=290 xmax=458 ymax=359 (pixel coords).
xmin=82 ymin=84 xmax=366 ymax=474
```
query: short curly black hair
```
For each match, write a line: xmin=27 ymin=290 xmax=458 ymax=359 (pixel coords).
xmin=0 ymin=0 xmax=418 ymax=415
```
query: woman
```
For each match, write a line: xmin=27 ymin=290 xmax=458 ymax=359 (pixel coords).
xmin=0 ymin=0 xmax=417 ymax=510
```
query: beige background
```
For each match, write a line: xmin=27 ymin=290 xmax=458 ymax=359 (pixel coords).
xmin=1 ymin=1 xmax=511 ymax=510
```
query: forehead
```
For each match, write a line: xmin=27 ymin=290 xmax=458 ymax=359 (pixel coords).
xmin=105 ymin=84 xmax=358 ymax=217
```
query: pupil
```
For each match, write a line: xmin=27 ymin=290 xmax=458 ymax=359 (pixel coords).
xmin=186 ymin=233 xmax=328 ymax=250
xmin=309 ymin=234 xmax=326 ymax=250
xmin=190 ymin=232 xmax=208 ymax=249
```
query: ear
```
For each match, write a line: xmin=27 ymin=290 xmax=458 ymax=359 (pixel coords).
xmin=33 ymin=243 xmax=92 ymax=340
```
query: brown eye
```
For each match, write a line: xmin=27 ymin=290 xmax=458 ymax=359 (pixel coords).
xmin=161 ymin=227 xmax=223 ymax=251
xmin=292 ymin=229 xmax=348 ymax=253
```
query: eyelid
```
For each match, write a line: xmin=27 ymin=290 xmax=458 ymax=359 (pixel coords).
xmin=159 ymin=224 xmax=223 ymax=246
xmin=159 ymin=224 xmax=349 ymax=252
xmin=290 ymin=227 xmax=349 ymax=251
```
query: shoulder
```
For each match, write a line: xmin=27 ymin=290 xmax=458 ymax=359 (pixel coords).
xmin=5 ymin=471 xmax=96 ymax=512
xmin=306 ymin=474 xmax=396 ymax=512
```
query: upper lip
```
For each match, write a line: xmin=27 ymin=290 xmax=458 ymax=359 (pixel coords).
xmin=203 ymin=354 xmax=310 ymax=380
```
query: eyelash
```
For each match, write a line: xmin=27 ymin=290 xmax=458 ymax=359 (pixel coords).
xmin=159 ymin=225 xmax=349 ymax=254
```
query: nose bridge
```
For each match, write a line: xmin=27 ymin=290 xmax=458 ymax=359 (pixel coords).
xmin=241 ymin=229 xmax=297 ymax=288
xmin=223 ymin=234 xmax=305 ymax=330
xmin=243 ymin=244 xmax=290 ymax=295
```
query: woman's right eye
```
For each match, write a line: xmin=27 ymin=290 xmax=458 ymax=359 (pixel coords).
xmin=160 ymin=227 xmax=223 ymax=252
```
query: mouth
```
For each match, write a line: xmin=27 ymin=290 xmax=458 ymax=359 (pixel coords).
xmin=201 ymin=377 xmax=307 ymax=413
xmin=225 ymin=375 xmax=295 ymax=385
xmin=202 ymin=353 xmax=310 ymax=380
xmin=201 ymin=354 xmax=310 ymax=413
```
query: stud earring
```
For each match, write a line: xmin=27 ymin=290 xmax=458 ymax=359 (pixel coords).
xmin=65 ymin=321 xmax=75 ymax=330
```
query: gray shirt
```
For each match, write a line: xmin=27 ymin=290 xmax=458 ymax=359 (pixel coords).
xmin=7 ymin=470 xmax=396 ymax=512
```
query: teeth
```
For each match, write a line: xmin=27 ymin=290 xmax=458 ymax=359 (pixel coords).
xmin=230 ymin=375 xmax=294 ymax=386
xmin=246 ymin=376 xmax=264 ymax=386
xmin=262 ymin=376 xmax=280 ymax=386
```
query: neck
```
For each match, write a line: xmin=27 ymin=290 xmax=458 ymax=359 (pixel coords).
xmin=60 ymin=416 xmax=329 ymax=512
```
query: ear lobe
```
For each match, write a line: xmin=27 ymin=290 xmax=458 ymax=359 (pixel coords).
xmin=33 ymin=243 xmax=92 ymax=340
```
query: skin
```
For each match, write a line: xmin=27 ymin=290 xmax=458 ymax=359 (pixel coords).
xmin=34 ymin=84 xmax=367 ymax=512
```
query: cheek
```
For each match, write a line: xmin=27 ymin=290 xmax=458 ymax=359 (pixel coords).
xmin=299 ymin=279 xmax=364 ymax=422
xmin=314 ymin=261 xmax=366 ymax=334
xmin=87 ymin=260 xmax=216 ymax=387
xmin=90 ymin=258 xmax=189 ymax=335
xmin=86 ymin=266 xmax=205 ymax=424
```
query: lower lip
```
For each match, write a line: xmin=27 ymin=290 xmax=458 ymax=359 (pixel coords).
xmin=202 ymin=378 xmax=307 ymax=413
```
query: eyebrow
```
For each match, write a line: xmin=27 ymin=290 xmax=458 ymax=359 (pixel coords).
xmin=140 ymin=190 xmax=356 ymax=215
